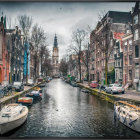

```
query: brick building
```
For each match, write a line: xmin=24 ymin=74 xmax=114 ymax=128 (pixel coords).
xmin=122 ymin=27 xmax=133 ymax=87
xmin=130 ymin=2 xmax=140 ymax=91
xmin=0 ymin=16 xmax=9 ymax=84
xmin=90 ymin=11 xmax=131 ymax=84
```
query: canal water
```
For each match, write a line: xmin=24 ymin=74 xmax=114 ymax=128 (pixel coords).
xmin=3 ymin=79 xmax=140 ymax=138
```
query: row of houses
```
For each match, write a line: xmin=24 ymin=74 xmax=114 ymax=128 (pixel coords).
xmin=0 ymin=15 xmax=41 ymax=85
xmin=68 ymin=2 xmax=140 ymax=91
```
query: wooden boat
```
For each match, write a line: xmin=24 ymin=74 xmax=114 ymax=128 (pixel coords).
xmin=26 ymin=90 xmax=42 ymax=100
xmin=0 ymin=103 xmax=28 ymax=135
xmin=114 ymin=101 xmax=140 ymax=132
xmin=17 ymin=97 xmax=33 ymax=106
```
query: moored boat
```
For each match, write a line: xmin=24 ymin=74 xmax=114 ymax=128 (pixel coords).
xmin=34 ymin=87 xmax=42 ymax=93
xmin=17 ymin=97 xmax=33 ymax=106
xmin=0 ymin=103 xmax=28 ymax=135
xmin=26 ymin=90 xmax=42 ymax=100
xmin=114 ymin=101 xmax=140 ymax=132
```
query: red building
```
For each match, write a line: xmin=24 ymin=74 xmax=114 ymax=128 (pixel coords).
xmin=0 ymin=17 xmax=9 ymax=84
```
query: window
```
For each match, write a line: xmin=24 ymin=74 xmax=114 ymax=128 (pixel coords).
xmin=115 ymin=60 xmax=117 ymax=67
xmin=125 ymin=56 xmax=128 ymax=65
xmin=135 ymin=45 xmax=139 ymax=58
xmin=129 ymin=40 xmax=132 ymax=45
xmin=129 ymin=70 xmax=132 ymax=80
xmin=124 ymin=41 xmax=127 ymax=45
xmin=134 ymin=15 xmax=138 ymax=24
xmin=135 ymin=63 xmax=139 ymax=79
xmin=129 ymin=55 xmax=132 ymax=65
xmin=134 ymin=29 xmax=139 ymax=41
xmin=129 ymin=40 xmax=132 ymax=50
xmin=120 ymin=60 xmax=122 ymax=67
xmin=118 ymin=60 xmax=120 ymax=67
xmin=125 ymin=45 xmax=127 ymax=52
xmin=120 ymin=70 xmax=122 ymax=79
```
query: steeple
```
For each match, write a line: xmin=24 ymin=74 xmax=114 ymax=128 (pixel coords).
xmin=53 ymin=34 xmax=58 ymax=48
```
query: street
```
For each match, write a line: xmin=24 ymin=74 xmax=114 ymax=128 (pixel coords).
xmin=2 ymin=78 xmax=139 ymax=138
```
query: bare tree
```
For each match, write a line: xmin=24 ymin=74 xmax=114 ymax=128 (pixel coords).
xmin=59 ymin=58 xmax=68 ymax=76
xmin=42 ymin=58 xmax=53 ymax=76
xmin=80 ymin=26 xmax=92 ymax=83
xmin=31 ymin=24 xmax=47 ymax=81
xmin=81 ymin=43 xmax=91 ymax=83
xmin=40 ymin=46 xmax=49 ymax=76
xmin=70 ymin=29 xmax=86 ymax=82
xmin=18 ymin=14 xmax=33 ymax=84
xmin=18 ymin=14 xmax=32 ymax=37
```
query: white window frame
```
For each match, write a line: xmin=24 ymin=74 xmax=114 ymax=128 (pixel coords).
xmin=134 ymin=29 xmax=139 ymax=41
xmin=134 ymin=14 xmax=138 ymax=25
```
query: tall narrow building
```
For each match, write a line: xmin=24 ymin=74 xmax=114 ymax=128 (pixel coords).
xmin=52 ymin=34 xmax=59 ymax=77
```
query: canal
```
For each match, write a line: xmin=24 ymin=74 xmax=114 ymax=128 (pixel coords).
xmin=4 ymin=79 xmax=140 ymax=138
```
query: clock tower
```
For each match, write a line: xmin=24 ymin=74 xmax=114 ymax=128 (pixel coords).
xmin=52 ymin=34 xmax=59 ymax=76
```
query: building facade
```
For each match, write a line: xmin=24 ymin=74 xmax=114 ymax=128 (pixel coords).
xmin=121 ymin=29 xmax=133 ymax=87
xmin=0 ymin=16 xmax=9 ymax=84
xmin=6 ymin=26 xmax=24 ymax=83
xmin=131 ymin=2 xmax=140 ymax=90
xmin=90 ymin=11 xmax=131 ymax=84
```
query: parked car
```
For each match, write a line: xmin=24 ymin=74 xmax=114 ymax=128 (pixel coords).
xmin=90 ymin=81 xmax=98 ymax=88
xmin=13 ymin=82 xmax=24 ymax=92
xmin=105 ymin=84 xmax=125 ymax=94
xmin=27 ymin=79 xmax=34 ymax=86
xmin=98 ymin=85 xmax=107 ymax=91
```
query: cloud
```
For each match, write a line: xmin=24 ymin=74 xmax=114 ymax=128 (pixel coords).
xmin=0 ymin=2 xmax=135 ymax=60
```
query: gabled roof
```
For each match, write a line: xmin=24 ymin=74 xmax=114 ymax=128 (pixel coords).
xmin=133 ymin=2 xmax=139 ymax=13
xmin=105 ymin=11 xmax=132 ymax=24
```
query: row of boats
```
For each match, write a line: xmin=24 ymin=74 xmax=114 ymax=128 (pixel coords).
xmin=0 ymin=86 xmax=43 ymax=135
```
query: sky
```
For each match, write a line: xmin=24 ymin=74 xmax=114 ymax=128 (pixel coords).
xmin=0 ymin=2 xmax=135 ymax=60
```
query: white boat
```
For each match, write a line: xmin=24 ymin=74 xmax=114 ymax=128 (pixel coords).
xmin=114 ymin=101 xmax=140 ymax=132
xmin=0 ymin=103 xmax=28 ymax=135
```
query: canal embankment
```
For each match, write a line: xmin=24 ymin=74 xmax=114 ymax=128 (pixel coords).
xmin=0 ymin=81 xmax=45 ymax=110
xmin=77 ymin=83 xmax=140 ymax=105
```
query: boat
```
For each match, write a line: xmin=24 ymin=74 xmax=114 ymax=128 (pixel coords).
xmin=17 ymin=97 xmax=33 ymax=106
xmin=81 ymin=88 xmax=90 ymax=93
xmin=114 ymin=101 xmax=140 ymax=132
xmin=0 ymin=103 xmax=28 ymax=135
xmin=34 ymin=87 xmax=42 ymax=93
xmin=26 ymin=90 xmax=42 ymax=100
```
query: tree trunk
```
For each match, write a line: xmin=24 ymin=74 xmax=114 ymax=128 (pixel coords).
xmin=78 ymin=55 xmax=81 ymax=82
xmin=26 ymin=52 xmax=28 ymax=84
xmin=41 ymin=56 xmax=42 ymax=76
xmin=105 ymin=54 xmax=108 ymax=85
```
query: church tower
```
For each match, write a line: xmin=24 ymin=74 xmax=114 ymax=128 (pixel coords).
xmin=52 ymin=34 xmax=59 ymax=76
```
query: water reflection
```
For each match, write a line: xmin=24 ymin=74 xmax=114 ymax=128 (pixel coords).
xmin=2 ymin=79 xmax=139 ymax=138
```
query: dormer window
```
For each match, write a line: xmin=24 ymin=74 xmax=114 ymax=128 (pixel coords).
xmin=134 ymin=15 xmax=138 ymax=25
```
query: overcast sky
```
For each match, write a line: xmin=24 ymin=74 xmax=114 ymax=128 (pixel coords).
xmin=0 ymin=2 xmax=135 ymax=60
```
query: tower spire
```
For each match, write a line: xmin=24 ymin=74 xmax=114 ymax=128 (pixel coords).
xmin=53 ymin=34 xmax=58 ymax=48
